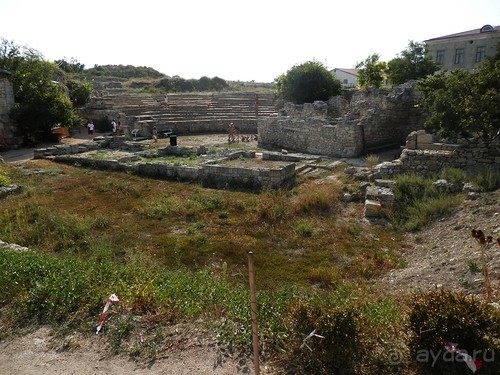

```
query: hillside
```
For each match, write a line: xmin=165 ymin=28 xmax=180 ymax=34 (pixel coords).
xmin=382 ymin=189 xmax=499 ymax=295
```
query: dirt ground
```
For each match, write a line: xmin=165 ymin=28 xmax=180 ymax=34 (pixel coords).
xmin=381 ymin=189 xmax=499 ymax=296
xmin=1 ymin=133 xmax=498 ymax=374
xmin=0 ymin=326 xmax=277 ymax=375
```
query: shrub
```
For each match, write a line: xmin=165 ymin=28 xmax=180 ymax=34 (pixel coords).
xmin=391 ymin=174 xmax=461 ymax=230
xmin=294 ymin=220 xmax=314 ymax=237
xmin=0 ymin=166 xmax=11 ymax=187
xmin=407 ymin=290 xmax=500 ymax=375
xmin=392 ymin=174 xmax=436 ymax=207
xmin=365 ymin=154 xmax=380 ymax=171
xmin=282 ymin=300 xmax=361 ymax=374
xmin=438 ymin=168 xmax=466 ymax=185
xmin=467 ymin=166 xmax=500 ymax=192
xmin=293 ymin=181 xmax=341 ymax=215
xmin=257 ymin=190 xmax=289 ymax=223
xmin=403 ymin=195 xmax=462 ymax=231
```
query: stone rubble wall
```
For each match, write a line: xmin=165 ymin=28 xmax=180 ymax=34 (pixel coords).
xmin=377 ymin=130 xmax=500 ymax=177
xmin=33 ymin=139 xmax=296 ymax=192
xmin=0 ymin=74 xmax=15 ymax=139
xmin=257 ymin=81 xmax=425 ymax=158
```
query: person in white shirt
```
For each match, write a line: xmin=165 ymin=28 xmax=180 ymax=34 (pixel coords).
xmin=87 ymin=120 xmax=95 ymax=140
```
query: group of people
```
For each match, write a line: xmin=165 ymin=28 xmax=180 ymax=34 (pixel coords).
xmin=111 ymin=119 xmax=121 ymax=137
xmin=227 ymin=122 xmax=257 ymax=143
xmin=86 ymin=119 xmax=121 ymax=140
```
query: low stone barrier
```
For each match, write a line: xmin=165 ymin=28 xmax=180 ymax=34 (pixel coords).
xmin=34 ymin=140 xmax=296 ymax=192
xmin=377 ymin=131 xmax=499 ymax=177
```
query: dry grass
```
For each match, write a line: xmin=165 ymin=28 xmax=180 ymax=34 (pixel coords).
xmin=1 ymin=159 xmax=403 ymax=289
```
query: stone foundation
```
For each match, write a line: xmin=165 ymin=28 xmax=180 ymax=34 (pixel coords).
xmin=377 ymin=131 xmax=500 ymax=177
xmin=34 ymin=139 xmax=296 ymax=192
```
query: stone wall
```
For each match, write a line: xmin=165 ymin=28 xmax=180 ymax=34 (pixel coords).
xmin=0 ymin=71 xmax=15 ymax=139
xmin=377 ymin=130 xmax=500 ymax=177
xmin=33 ymin=140 xmax=296 ymax=192
xmin=258 ymin=81 xmax=425 ymax=158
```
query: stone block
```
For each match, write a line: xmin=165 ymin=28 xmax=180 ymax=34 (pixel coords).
xmin=423 ymin=143 xmax=442 ymax=151
xmin=379 ymin=187 xmax=395 ymax=202
xmin=417 ymin=133 xmax=434 ymax=145
xmin=405 ymin=139 xmax=417 ymax=149
xmin=441 ymin=144 xmax=460 ymax=151
xmin=365 ymin=185 xmax=379 ymax=200
xmin=364 ymin=199 xmax=382 ymax=218
xmin=374 ymin=179 xmax=396 ymax=188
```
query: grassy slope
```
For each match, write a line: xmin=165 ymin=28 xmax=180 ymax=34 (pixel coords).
xmin=1 ymin=159 xmax=403 ymax=289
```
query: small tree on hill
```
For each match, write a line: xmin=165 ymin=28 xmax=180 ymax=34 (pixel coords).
xmin=275 ymin=60 xmax=341 ymax=104
xmin=197 ymin=76 xmax=212 ymax=91
xmin=210 ymin=76 xmax=228 ymax=91
xmin=55 ymin=57 xmax=85 ymax=73
xmin=355 ymin=53 xmax=388 ymax=88
xmin=387 ymin=41 xmax=438 ymax=85
xmin=66 ymin=78 xmax=92 ymax=106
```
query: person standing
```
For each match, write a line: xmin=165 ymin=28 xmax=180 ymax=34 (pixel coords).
xmin=152 ymin=126 xmax=158 ymax=143
xmin=111 ymin=119 xmax=117 ymax=136
xmin=87 ymin=120 xmax=95 ymax=141
xmin=227 ymin=122 xmax=236 ymax=143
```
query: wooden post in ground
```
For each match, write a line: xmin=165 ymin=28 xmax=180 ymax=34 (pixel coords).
xmin=247 ymin=251 xmax=260 ymax=375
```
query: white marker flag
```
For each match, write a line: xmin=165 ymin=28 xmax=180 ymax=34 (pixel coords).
xmin=444 ymin=341 xmax=482 ymax=373
xmin=96 ymin=293 xmax=119 ymax=334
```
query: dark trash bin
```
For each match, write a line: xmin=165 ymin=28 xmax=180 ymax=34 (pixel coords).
xmin=169 ymin=135 xmax=177 ymax=146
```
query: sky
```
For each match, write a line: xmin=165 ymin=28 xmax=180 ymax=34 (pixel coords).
xmin=1 ymin=0 xmax=499 ymax=82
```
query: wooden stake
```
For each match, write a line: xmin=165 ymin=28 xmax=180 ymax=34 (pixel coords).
xmin=247 ymin=251 xmax=260 ymax=375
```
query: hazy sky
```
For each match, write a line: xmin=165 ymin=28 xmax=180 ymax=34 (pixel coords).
xmin=1 ymin=0 xmax=499 ymax=82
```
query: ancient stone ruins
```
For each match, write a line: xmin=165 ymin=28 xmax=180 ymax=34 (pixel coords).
xmin=1 ymin=75 xmax=499 ymax=196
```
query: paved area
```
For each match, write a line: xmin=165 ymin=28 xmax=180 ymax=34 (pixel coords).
xmin=0 ymin=131 xmax=98 ymax=163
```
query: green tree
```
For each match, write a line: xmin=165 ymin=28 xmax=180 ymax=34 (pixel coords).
xmin=210 ymin=76 xmax=228 ymax=91
xmin=66 ymin=78 xmax=92 ymax=106
xmin=9 ymin=58 xmax=80 ymax=138
xmin=387 ymin=41 xmax=438 ymax=85
xmin=275 ymin=60 xmax=341 ymax=104
xmin=85 ymin=64 xmax=164 ymax=79
xmin=197 ymin=76 xmax=212 ymax=91
xmin=355 ymin=53 xmax=388 ymax=88
xmin=55 ymin=57 xmax=85 ymax=73
xmin=0 ymin=38 xmax=41 ymax=71
xmin=417 ymin=47 xmax=500 ymax=140
xmin=0 ymin=39 xmax=82 ymax=139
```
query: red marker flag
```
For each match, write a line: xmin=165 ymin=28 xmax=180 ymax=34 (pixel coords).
xmin=444 ymin=341 xmax=482 ymax=373
xmin=96 ymin=293 xmax=119 ymax=334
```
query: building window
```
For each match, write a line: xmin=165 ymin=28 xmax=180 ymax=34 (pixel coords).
xmin=436 ymin=50 xmax=445 ymax=65
xmin=454 ymin=48 xmax=464 ymax=65
xmin=476 ymin=46 xmax=486 ymax=62
xmin=343 ymin=79 xmax=348 ymax=84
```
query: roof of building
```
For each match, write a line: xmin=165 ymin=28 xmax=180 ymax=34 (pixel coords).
xmin=425 ymin=24 xmax=500 ymax=42
xmin=332 ymin=68 xmax=359 ymax=76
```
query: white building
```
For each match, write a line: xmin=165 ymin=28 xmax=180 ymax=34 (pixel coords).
xmin=425 ymin=24 xmax=500 ymax=71
xmin=331 ymin=68 xmax=359 ymax=88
